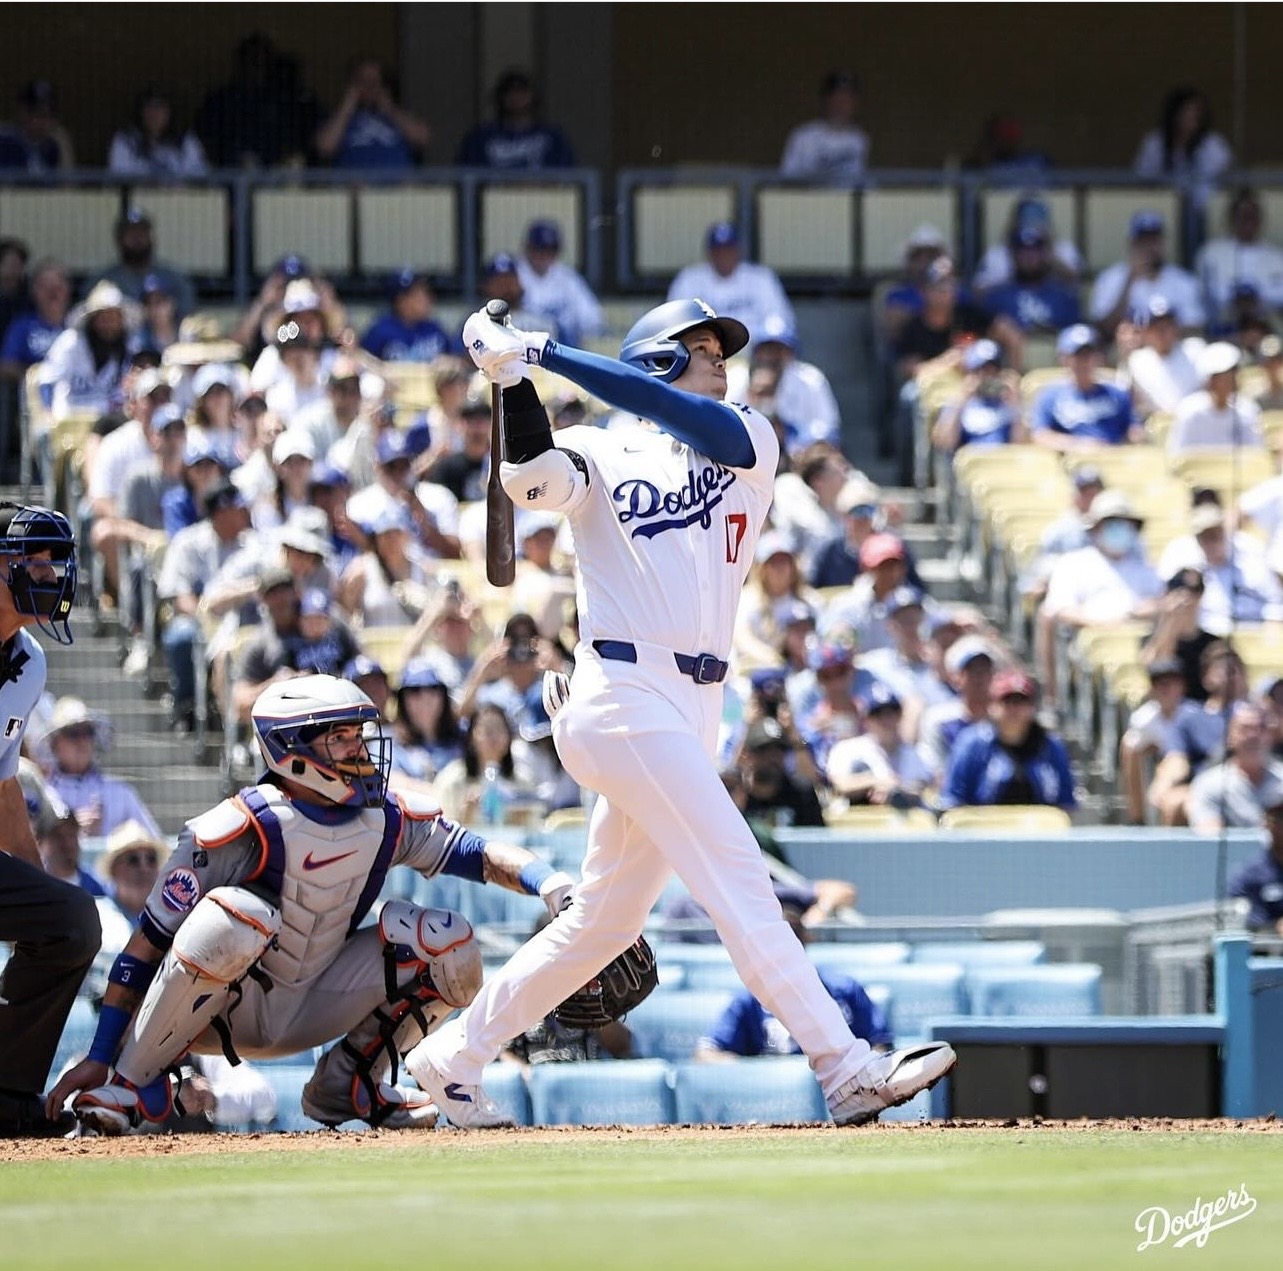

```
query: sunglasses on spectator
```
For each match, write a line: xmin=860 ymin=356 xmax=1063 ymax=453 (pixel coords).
xmin=998 ymin=694 xmax=1034 ymax=706
xmin=59 ymin=725 xmax=96 ymax=742
xmin=119 ymin=850 xmax=158 ymax=868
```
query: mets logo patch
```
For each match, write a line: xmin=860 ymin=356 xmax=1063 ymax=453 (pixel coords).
xmin=160 ymin=867 xmax=201 ymax=913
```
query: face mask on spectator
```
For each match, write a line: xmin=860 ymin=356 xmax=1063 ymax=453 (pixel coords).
xmin=1096 ymin=521 xmax=1138 ymax=557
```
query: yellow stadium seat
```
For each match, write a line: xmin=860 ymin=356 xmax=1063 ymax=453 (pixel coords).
xmin=544 ymin=808 xmax=587 ymax=832
xmin=938 ymin=805 xmax=1073 ymax=832
xmin=1259 ymin=409 xmax=1283 ymax=451
xmin=358 ymin=626 xmax=413 ymax=684
xmin=1169 ymin=448 xmax=1275 ymax=497
xmin=824 ymin=805 xmax=938 ymax=832
xmin=1064 ymin=444 xmax=1164 ymax=485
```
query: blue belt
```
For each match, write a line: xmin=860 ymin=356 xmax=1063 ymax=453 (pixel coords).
xmin=592 ymin=639 xmax=728 ymax=686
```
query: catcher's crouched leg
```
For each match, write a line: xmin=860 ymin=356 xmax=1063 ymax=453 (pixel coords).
xmin=301 ymin=904 xmax=481 ymax=1129
xmin=76 ymin=887 xmax=280 ymax=1135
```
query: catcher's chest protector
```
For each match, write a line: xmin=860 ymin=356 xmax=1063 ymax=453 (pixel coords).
xmin=234 ymin=785 xmax=401 ymax=988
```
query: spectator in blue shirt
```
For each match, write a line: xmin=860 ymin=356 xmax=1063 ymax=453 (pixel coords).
xmin=942 ymin=668 xmax=1077 ymax=810
xmin=457 ymin=69 xmax=575 ymax=169
xmin=932 ymin=338 xmax=1027 ymax=453
xmin=1033 ymin=324 xmax=1142 ymax=450
xmin=880 ymin=224 xmax=948 ymax=344
xmin=1229 ymin=792 xmax=1283 ymax=935
xmin=696 ymin=902 xmax=893 ymax=1060
xmin=0 ymin=79 xmax=74 ymax=172
xmin=361 ymin=269 xmax=453 ymax=364
xmin=982 ymin=226 xmax=1082 ymax=334
xmin=313 ymin=58 xmax=430 ymax=170
xmin=0 ymin=258 xmax=69 ymax=379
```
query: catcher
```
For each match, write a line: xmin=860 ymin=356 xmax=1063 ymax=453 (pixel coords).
xmin=47 ymin=674 xmax=589 ymax=1134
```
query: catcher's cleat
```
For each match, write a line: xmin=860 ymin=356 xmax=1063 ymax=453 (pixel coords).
xmin=300 ymin=1076 xmax=439 ymax=1131
xmin=403 ymin=1059 xmax=513 ymax=1130
xmin=828 ymin=1042 xmax=957 ymax=1127
xmin=73 ymin=1075 xmax=172 ymax=1136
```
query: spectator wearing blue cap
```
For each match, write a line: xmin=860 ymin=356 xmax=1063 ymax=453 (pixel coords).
xmin=456 ymin=69 xmax=575 ymax=170
xmin=107 ymin=87 xmax=208 ymax=179
xmin=725 ymin=313 xmax=840 ymax=455
xmin=858 ymin=587 xmax=956 ymax=741
xmin=1195 ymin=188 xmax=1283 ymax=328
xmin=346 ymin=425 xmax=460 ymax=564
xmin=160 ymin=440 xmax=229 ymax=538
xmin=475 ymin=253 xmax=550 ymax=337
xmin=308 ymin=462 xmax=360 ymax=572
xmin=933 ymin=338 xmax=1027 ymax=454
xmin=826 ymin=684 xmax=933 ymax=812
xmin=337 ymin=498 xmax=443 ymax=629
xmin=917 ymin=636 xmax=998 ymax=784
xmin=95 ymin=207 xmax=196 ymax=323
xmin=979 ymin=224 xmax=1081 ymax=334
xmin=157 ymin=478 xmax=252 ymax=728
xmin=666 ymin=221 xmax=796 ymax=345
xmin=389 ymin=657 xmax=464 ymax=787
xmin=314 ymin=58 xmax=430 ymax=171
xmin=1089 ymin=212 xmax=1204 ymax=337
xmin=343 ymin=655 xmax=390 ymax=716
xmin=361 ymin=269 xmax=452 ymax=363
xmin=1031 ymin=325 xmax=1141 ymax=451
xmin=515 ymin=221 xmax=605 ymax=348
xmin=779 ymin=70 xmax=869 ymax=185
xmin=796 ymin=641 xmax=876 ymax=773
xmin=972 ymin=197 xmax=1083 ymax=293
xmin=1124 ymin=295 xmax=1206 ymax=414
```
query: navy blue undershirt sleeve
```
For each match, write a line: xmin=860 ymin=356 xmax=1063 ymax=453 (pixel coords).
xmin=439 ymin=826 xmax=487 ymax=882
xmin=541 ymin=341 xmax=756 ymax=468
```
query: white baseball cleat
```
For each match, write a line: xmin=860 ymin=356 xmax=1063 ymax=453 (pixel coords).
xmin=404 ymin=1058 xmax=514 ymax=1130
xmin=73 ymin=1077 xmax=172 ymax=1136
xmin=827 ymin=1042 xmax=957 ymax=1127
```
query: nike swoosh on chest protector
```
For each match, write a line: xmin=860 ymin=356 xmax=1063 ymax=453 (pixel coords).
xmin=302 ymin=849 xmax=361 ymax=871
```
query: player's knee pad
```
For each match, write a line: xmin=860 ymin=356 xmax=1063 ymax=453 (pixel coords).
xmin=379 ymin=901 xmax=481 ymax=1009
xmin=115 ymin=888 xmax=280 ymax=1089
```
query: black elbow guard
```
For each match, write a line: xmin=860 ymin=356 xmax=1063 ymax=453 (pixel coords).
xmin=501 ymin=380 xmax=554 ymax=463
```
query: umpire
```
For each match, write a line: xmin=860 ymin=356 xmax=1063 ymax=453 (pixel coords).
xmin=0 ymin=504 xmax=100 ymax=1137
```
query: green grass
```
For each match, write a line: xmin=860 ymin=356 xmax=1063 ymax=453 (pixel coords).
xmin=1 ymin=1129 xmax=1278 ymax=1271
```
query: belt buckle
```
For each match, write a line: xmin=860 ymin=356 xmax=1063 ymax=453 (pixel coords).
xmin=689 ymin=652 xmax=724 ymax=685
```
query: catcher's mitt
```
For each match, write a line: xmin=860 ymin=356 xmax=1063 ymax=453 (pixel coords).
xmin=553 ymin=935 xmax=658 ymax=1029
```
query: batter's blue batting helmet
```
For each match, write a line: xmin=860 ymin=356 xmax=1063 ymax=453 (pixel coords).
xmin=0 ymin=503 xmax=78 ymax=645
xmin=619 ymin=299 xmax=749 ymax=383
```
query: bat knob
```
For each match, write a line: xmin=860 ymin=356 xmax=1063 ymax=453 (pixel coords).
xmin=485 ymin=299 xmax=511 ymax=322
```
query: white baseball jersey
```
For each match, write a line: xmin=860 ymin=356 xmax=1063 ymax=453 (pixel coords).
xmin=1090 ymin=263 xmax=1206 ymax=328
xmin=503 ymin=408 xmax=778 ymax=659
xmin=725 ymin=357 xmax=840 ymax=452
xmin=38 ymin=327 xmax=126 ymax=422
xmin=779 ymin=121 xmax=869 ymax=183
xmin=666 ymin=264 xmax=795 ymax=345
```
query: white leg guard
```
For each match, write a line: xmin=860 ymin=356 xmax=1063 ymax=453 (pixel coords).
xmin=302 ymin=905 xmax=481 ymax=1128
xmin=115 ymin=887 xmax=280 ymax=1088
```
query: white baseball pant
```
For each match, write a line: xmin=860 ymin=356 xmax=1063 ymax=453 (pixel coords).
xmin=411 ymin=647 xmax=871 ymax=1097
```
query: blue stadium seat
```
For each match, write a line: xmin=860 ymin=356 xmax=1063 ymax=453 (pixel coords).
xmin=51 ymin=997 xmax=98 ymax=1076
xmin=966 ymin=964 xmax=1103 ymax=1018
xmin=680 ymin=958 xmax=748 ymax=993
xmin=806 ymin=942 xmax=912 ymax=978
xmin=909 ymin=941 xmax=1046 ymax=968
xmin=651 ymin=943 xmax=733 ymax=990
xmin=672 ymin=1057 xmax=827 ymax=1126
xmin=861 ymin=964 xmax=968 ymax=1041
xmin=247 ymin=1047 xmax=321 ymax=1068
xmin=626 ymin=989 xmax=735 ymax=1063
xmin=262 ymin=1064 xmax=321 ymax=1132
xmin=481 ymin=1061 xmax=532 ymax=1127
xmin=527 ymin=1058 xmax=675 ymax=1126
xmin=411 ymin=872 xmax=463 ymax=914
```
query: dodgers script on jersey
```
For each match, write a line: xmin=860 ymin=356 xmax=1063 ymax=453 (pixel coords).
xmin=538 ymin=404 xmax=778 ymax=657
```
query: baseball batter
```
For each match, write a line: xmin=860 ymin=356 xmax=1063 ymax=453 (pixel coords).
xmin=48 ymin=674 xmax=576 ymax=1134
xmin=405 ymin=299 xmax=956 ymax=1126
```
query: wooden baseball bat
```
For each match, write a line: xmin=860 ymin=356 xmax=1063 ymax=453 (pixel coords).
xmin=484 ymin=299 xmax=516 ymax=587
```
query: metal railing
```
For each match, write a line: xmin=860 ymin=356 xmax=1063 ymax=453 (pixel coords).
xmin=3 ymin=164 xmax=1279 ymax=301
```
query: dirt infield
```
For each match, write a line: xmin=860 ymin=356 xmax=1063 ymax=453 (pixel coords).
xmin=3 ymin=1115 xmax=1278 ymax=1163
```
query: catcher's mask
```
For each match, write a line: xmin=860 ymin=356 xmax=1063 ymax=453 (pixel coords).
xmin=0 ymin=503 xmax=78 ymax=645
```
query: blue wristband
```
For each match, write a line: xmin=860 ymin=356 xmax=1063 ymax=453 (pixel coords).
xmin=107 ymin=952 xmax=158 ymax=994
xmin=87 ymin=1004 xmax=132 ymax=1066
xmin=518 ymin=858 xmax=556 ymax=897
